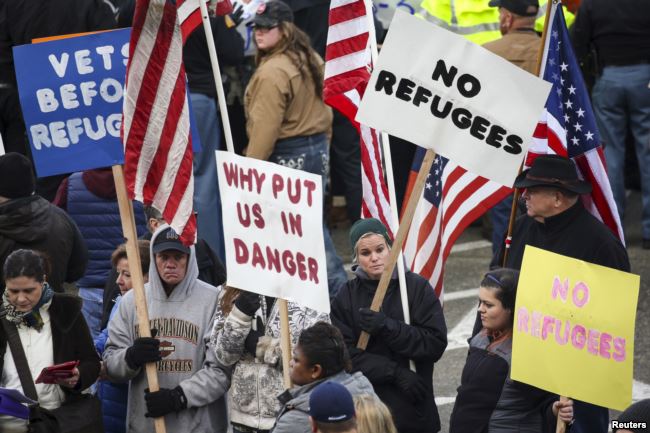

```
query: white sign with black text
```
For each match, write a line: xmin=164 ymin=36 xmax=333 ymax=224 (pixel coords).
xmin=356 ymin=11 xmax=552 ymax=186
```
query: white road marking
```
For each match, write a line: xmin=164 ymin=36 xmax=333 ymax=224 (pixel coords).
xmin=434 ymin=396 xmax=456 ymax=406
xmin=445 ymin=307 xmax=477 ymax=351
xmin=633 ymin=379 xmax=650 ymax=402
xmin=450 ymin=239 xmax=492 ymax=253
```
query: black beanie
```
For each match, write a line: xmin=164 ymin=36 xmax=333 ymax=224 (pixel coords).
xmin=0 ymin=153 xmax=35 ymax=199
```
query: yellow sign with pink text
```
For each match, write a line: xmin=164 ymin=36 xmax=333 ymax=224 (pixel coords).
xmin=511 ymin=246 xmax=639 ymax=411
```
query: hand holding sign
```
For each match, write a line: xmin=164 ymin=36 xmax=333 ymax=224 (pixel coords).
xmin=512 ymin=246 xmax=640 ymax=411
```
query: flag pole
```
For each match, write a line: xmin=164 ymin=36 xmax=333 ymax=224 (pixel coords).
xmin=358 ymin=148 xmax=436 ymax=350
xmin=278 ymin=299 xmax=293 ymax=389
xmin=112 ymin=165 xmax=167 ymax=433
xmin=502 ymin=0 xmax=554 ymax=267
xmin=362 ymin=0 xmax=415 ymax=371
xmin=198 ymin=0 xmax=235 ymax=153
xmin=203 ymin=0 xmax=295 ymax=384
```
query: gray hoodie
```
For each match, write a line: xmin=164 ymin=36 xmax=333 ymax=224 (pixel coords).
xmin=271 ymin=371 xmax=376 ymax=433
xmin=103 ymin=225 xmax=231 ymax=433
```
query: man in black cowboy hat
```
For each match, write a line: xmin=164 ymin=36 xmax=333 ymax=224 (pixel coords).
xmin=490 ymin=154 xmax=629 ymax=433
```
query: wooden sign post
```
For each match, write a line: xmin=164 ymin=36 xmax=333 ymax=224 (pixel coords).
xmin=357 ymin=148 xmax=436 ymax=349
xmin=279 ymin=299 xmax=293 ymax=389
xmin=113 ymin=165 xmax=166 ymax=433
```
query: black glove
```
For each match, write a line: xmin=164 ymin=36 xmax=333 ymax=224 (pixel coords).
xmin=125 ymin=329 xmax=161 ymax=369
xmin=358 ymin=307 xmax=387 ymax=335
xmin=144 ymin=386 xmax=188 ymax=418
xmin=235 ymin=291 xmax=260 ymax=316
xmin=394 ymin=367 xmax=427 ymax=403
xmin=229 ymin=3 xmax=244 ymax=26
xmin=244 ymin=317 xmax=265 ymax=355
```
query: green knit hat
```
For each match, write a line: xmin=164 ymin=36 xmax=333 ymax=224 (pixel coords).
xmin=349 ymin=218 xmax=392 ymax=251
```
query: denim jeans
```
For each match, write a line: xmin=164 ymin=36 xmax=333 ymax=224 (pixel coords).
xmin=593 ymin=64 xmax=650 ymax=240
xmin=270 ymin=133 xmax=349 ymax=298
xmin=190 ymin=92 xmax=226 ymax=261
xmin=79 ymin=287 xmax=103 ymax=340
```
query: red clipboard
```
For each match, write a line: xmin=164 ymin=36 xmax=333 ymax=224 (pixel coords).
xmin=34 ymin=360 xmax=79 ymax=384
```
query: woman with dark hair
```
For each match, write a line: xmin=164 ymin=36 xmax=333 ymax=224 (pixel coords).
xmin=243 ymin=0 xmax=347 ymax=296
xmin=271 ymin=322 xmax=376 ymax=433
xmin=0 ymin=249 xmax=100 ymax=432
xmin=449 ymin=268 xmax=574 ymax=433
xmin=330 ymin=218 xmax=448 ymax=433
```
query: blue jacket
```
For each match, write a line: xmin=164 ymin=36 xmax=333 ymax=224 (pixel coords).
xmin=66 ymin=171 xmax=146 ymax=289
xmin=95 ymin=296 xmax=128 ymax=433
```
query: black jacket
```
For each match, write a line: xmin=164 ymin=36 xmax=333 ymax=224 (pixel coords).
xmin=330 ymin=269 xmax=447 ymax=433
xmin=0 ymin=0 xmax=115 ymax=86
xmin=571 ymin=0 xmax=650 ymax=69
xmin=0 ymin=294 xmax=101 ymax=395
xmin=450 ymin=333 xmax=558 ymax=433
xmin=0 ymin=196 xmax=88 ymax=293
xmin=491 ymin=201 xmax=630 ymax=273
xmin=184 ymin=17 xmax=245 ymax=98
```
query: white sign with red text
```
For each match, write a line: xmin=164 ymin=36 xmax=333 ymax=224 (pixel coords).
xmin=216 ymin=151 xmax=329 ymax=313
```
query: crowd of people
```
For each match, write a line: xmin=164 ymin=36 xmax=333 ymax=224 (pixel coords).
xmin=0 ymin=0 xmax=649 ymax=432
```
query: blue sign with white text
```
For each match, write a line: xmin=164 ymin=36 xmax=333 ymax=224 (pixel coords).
xmin=14 ymin=28 xmax=201 ymax=177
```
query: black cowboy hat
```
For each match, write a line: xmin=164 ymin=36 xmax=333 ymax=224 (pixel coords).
xmin=514 ymin=155 xmax=592 ymax=194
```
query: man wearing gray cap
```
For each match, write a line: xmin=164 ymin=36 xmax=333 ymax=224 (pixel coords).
xmin=104 ymin=225 xmax=231 ymax=433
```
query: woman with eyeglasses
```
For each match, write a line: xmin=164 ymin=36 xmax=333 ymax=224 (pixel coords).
xmin=449 ymin=268 xmax=574 ymax=433
xmin=0 ymin=249 xmax=100 ymax=432
xmin=243 ymin=0 xmax=348 ymax=298
xmin=330 ymin=218 xmax=448 ymax=433
xmin=272 ymin=322 xmax=376 ymax=433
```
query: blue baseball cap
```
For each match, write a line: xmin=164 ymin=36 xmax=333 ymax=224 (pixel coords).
xmin=309 ymin=382 xmax=355 ymax=423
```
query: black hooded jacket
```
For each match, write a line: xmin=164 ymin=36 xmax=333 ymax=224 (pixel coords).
xmin=0 ymin=196 xmax=88 ymax=292
xmin=330 ymin=269 xmax=447 ymax=433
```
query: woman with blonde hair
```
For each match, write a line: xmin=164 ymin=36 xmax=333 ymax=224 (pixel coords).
xmin=354 ymin=394 xmax=398 ymax=433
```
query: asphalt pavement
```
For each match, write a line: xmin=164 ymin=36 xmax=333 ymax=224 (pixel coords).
xmin=330 ymin=189 xmax=649 ymax=433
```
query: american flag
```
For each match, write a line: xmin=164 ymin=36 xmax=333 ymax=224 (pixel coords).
xmin=122 ymin=0 xmax=197 ymax=245
xmin=530 ymin=1 xmax=624 ymax=241
xmin=324 ymin=0 xmax=394 ymax=237
xmin=177 ymin=0 xmax=233 ymax=43
xmin=402 ymin=149 xmax=511 ymax=300
xmin=177 ymin=0 xmax=205 ymax=42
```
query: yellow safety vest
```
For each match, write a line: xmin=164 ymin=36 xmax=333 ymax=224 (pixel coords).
xmin=534 ymin=1 xmax=575 ymax=33
xmin=417 ymin=0 xmax=501 ymax=45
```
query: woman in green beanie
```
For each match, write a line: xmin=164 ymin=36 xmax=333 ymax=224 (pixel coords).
xmin=330 ymin=218 xmax=448 ymax=433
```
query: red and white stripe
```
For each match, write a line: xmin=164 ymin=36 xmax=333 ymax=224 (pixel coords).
xmin=403 ymin=162 xmax=511 ymax=300
xmin=177 ymin=0 xmax=208 ymax=43
xmin=123 ymin=0 xmax=196 ymax=245
xmin=324 ymin=0 xmax=394 ymax=236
